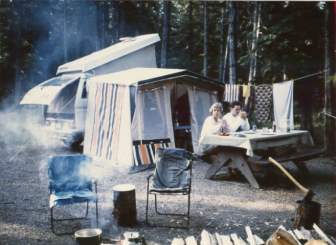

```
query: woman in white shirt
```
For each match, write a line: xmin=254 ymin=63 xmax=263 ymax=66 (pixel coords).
xmin=198 ymin=102 xmax=229 ymax=155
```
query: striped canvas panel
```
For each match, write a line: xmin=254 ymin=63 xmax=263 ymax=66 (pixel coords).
xmin=84 ymin=83 xmax=126 ymax=162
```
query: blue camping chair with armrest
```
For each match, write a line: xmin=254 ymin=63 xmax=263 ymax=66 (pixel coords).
xmin=145 ymin=148 xmax=194 ymax=228
xmin=48 ymin=154 xmax=98 ymax=234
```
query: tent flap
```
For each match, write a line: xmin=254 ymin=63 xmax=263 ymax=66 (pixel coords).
xmin=84 ymin=82 xmax=132 ymax=166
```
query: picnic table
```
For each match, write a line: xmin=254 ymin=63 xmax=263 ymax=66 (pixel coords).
xmin=199 ymin=130 xmax=321 ymax=189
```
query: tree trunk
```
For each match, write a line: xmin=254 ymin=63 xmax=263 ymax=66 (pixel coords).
xmin=324 ymin=3 xmax=335 ymax=153
xmin=248 ymin=2 xmax=261 ymax=84
xmin=13 ymin=1 xmax=22 ymax=103
xmin=160 ymin=1 xmax=170 ymax=68
xmin=202 ymin=1 xmax=208 ymax=77
xmin=113 ymin=184 xmax=137 ymax=227
xmin=63 ymin=0 xmax=68 ymax=62
xmin=96 ymin=1 xmax=105 ymax=49
xmin=223 ymin=42 xmax=229 ymax=83
xmin=219 ymin=3 xmax=229 ymax=83
xmin=105 ymin=1 xmax=119 ymax=45
xmin=111 ymin=1 xmax=120 ymax=43
xmin=227 ymin=1 xmax=237 ymax=84
xmin=188 ymin=1 xmax=193 ymax=70
xmin=332 ymin=2 xmax=336 ymax=153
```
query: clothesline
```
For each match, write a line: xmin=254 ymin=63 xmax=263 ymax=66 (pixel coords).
xmin=323 ymin=111 xmax=336 ymax=120
xmin=288 ymin=69 xmax=327 ymax=82
xmin=227 ymin=69 xmax=328 ymax=88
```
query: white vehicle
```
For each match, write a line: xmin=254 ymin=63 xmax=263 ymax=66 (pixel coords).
xmin=20 ymin=34 xmax=160 ymax=148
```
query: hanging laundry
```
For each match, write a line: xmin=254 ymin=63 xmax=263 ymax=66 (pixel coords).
xmin=242 ymin=84 xmax=251 ymax=106
xmin=242 ymin=84 xmax=254 ymax=113
xmin=273 ymin=80 xmax=294 ymax=130
xmin=255 ymin=84 xmax=273 ymax=125
xmin=224 ymin=84 xmax=240 ymax=103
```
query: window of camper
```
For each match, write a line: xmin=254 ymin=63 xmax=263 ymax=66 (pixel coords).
xmin=47 ymin=78 xmax=80 ymax=114
xmin=42 ymin=74 xmax=79 ymax=87
xmin=131 ymin=87 xmax=173 ymax=141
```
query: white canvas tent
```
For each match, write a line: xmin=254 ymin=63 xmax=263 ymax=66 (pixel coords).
xmin=84 ymin=68 xmax=223 ymax=169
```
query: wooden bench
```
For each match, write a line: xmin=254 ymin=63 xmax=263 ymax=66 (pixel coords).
xmin=247 ymin=146 xmax=325 ymax=174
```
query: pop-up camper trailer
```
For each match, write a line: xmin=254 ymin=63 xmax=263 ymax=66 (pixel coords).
xmin=20 ymin=34 xmax=160 ymax=147
xmin=83 ymin=68 xmax=223 ymax=171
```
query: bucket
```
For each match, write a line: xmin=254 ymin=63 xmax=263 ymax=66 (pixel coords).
xmin=74 ymin=228 xmax=102 ymax=245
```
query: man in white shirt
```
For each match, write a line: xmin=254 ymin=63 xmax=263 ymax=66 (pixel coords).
xmin=223 ymin=101 xmax=250 ymax=132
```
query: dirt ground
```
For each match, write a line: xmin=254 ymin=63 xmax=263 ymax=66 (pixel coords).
xmin=0 ymin=125 xmax=335 ymax=245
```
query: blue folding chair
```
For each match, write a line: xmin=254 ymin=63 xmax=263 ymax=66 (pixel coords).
xmin=48 ymin=154 xmax=98 ymax=234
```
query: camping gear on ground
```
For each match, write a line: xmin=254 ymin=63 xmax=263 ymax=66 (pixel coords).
xmin=112 ymin=184 xmax=137 ymax=227
xmin=146 ymin=148 xmax=194 ymax=228
xmin=75 ymin=228 xmax=102 ymax=245
xmin=20 ymin=34 xmax=160 ymax=148
xmin=83 ymin=68 xmax=222 ymax=171
xmin=48 ymin=154 xmax=98 ymax=234
xmin=255 ymin=84 xmax=273 ymax=125
xmin=273 ymin=80 xmax=294 ymax=131
xmin=268 ymin=157 xmax=321 ymax=229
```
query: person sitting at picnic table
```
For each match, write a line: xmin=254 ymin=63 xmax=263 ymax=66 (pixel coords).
xmin=223 ymin=101 xmax=250 ymax=132
xmin=198 ymin=102 xmax=229 ymax=156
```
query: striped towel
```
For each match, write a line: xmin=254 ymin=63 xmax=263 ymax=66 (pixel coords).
xmin=132 ymin=139 xmax=171 ymax=169
xmin=224 ymin=84 xmax=240 ymax=103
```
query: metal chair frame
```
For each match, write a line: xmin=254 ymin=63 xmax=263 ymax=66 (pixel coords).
xmin=49 ymin=178 xmax=99 ymax=235
xmin=145 ymin=164 xmax=192 ymax=228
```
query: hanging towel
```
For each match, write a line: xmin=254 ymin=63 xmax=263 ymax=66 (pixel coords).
xmin=255 ymin=84 xmax=273 ymax=125
xmin=242 ymin=84 xmax=251 ymax=106
xmin=224 ymin=84 xmax=240 ymax=103
xmin=273 ymin=80 xmax=294 ymax=130
xmin=243 ymin=85 xmax=255 ymax=113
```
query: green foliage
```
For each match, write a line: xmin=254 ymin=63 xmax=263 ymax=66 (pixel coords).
xmin=0 ymin=1 xmax=327 ymax=102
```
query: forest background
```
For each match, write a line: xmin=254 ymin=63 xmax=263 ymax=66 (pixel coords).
xmin=0 ymin=0 xmax=335 ymax=151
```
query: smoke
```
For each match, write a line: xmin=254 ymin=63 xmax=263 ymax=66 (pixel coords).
xmin=0 ymin=106 xmax=62 ymax=149
xmin=0 ymin=1 xmax=139 ymax=234
xmin=78 ymin=158 xmax=130 ymax=230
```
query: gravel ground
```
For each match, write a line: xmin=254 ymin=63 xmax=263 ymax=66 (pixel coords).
xmin=0 ymin=123 xmax=335 ymax=244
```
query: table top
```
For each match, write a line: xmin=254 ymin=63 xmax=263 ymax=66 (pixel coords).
xmin=200 ymin=130 xmax=313 ymax=157
xmin=201 ymin=129 xmax=309 ymax=142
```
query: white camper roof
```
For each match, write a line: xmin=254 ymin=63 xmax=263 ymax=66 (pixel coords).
xmin=88 ymin=68 xmax=186 ymax=86
xmin=88 ymin=68 xmax=223 ymax=90
xmin=56 ymin=33 xmax=160 ymax=75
